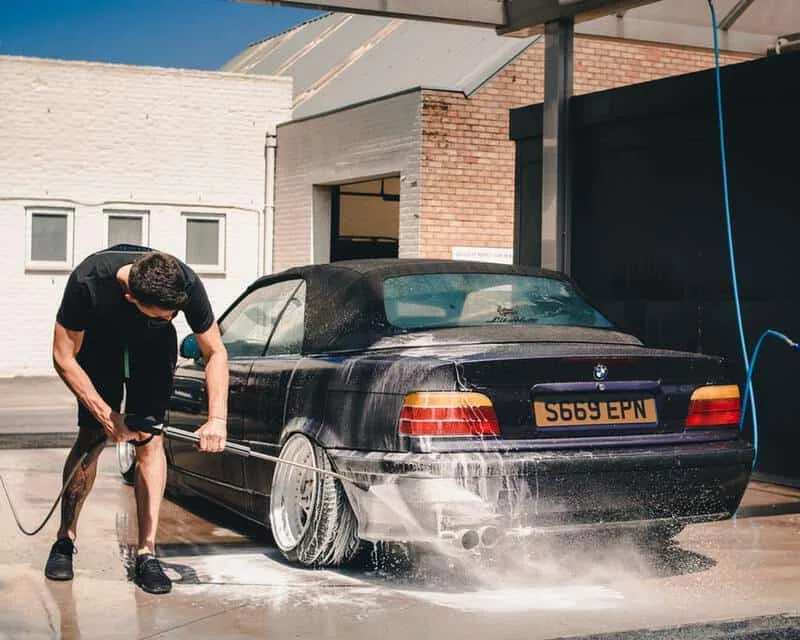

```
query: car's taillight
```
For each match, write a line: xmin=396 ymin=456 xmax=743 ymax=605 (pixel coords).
xmin=685 ymin=384 xmax=741 ymax=428
xmin=398 ymin=392 xmax=500 ymax=437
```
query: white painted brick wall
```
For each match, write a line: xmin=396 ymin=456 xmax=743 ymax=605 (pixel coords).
xmin=274 ymin=91 xmax=422 ymax=271
xmin=0 ymin=55 xmax=292 ymax=376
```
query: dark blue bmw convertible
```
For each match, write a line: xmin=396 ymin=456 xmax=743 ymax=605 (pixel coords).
xmin=117 ymin=259 xmax=753 ymax=567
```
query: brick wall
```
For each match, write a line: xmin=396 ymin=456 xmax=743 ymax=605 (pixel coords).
xmin=573 ymin=37 xmax=751 ymax=94
xmin=0 ymin=55 xmax=292 ymax=375
xmin=419 ymin=37 xmax=752 ymax=259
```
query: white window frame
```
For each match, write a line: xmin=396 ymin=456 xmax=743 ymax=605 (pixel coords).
xmin=103 ymin=209 xmax=150 ymax=248
xmin=25 ymin=207 xmax=75 ymax=271
xmin=183 ymin=212 xmax=226 ymax=275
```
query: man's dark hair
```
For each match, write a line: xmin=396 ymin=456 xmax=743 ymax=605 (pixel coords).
xmin=128 ymin=252 xmax=189 ymax=310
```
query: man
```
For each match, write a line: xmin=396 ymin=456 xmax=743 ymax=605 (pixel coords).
xmin=45 ymin=245 xmax=229 ymax=595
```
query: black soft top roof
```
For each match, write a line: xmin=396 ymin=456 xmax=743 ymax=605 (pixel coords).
xmin=278 ymin=258 xmax=562 ymax=279
xmin=246 ymin=259 xmax=569 ymax=353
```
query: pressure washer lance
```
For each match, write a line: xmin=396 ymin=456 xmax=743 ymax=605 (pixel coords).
xmin=125 ymin=415 xmax=373 ymax=491
xmin=0 ymin=415 xmax=373 ymax=538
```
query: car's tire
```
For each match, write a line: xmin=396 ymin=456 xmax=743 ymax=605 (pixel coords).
xmin=116 ymin=441 xmax=137 ymax=485
xmin=269 ymin=433 xmax=360 ymax=567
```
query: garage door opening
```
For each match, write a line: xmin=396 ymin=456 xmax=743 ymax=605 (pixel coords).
xmin=331 ymin=176 xmax=399 ymax=261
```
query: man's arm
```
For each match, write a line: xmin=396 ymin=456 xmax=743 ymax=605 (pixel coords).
xmin=52 ymin=321 xmax=132 ymax=442
xmin=194 ymin=321 xmax=229 ymax=453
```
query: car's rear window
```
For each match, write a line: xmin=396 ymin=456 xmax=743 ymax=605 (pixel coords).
xmin=382 ymin=273 xmax=614 ymax=330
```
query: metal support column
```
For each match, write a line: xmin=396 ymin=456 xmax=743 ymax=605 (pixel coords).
xmin=541 ymin=18 xmax=574 ymax=273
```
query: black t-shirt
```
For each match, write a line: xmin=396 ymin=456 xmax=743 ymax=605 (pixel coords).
xmin=56 ymin=245 xmax=215 ymax=335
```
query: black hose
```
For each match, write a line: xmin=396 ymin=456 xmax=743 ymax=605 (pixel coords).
xmin=0 ymin=452 xmax=88 ymax=536
xmin=0 ymin=414 xmax=373 ymax=538
xmin=1 ymin=435 xmax=107 ymax=536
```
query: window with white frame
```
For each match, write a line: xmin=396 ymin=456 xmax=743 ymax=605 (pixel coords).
xmin=25 ymin=207 xmax=74 ymax=270
xmin=105 ymin=210 xmax=149 ymax=248
xmin=184 ymin=213 xmax=225 ymax=273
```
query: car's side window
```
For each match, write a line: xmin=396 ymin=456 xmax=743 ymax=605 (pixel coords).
xmin=218 ymin=279 xmax=301 ymax=358
xmin=266 ymin=281 xmax=306 ymax=356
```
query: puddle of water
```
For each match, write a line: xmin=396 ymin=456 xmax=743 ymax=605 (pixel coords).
xmin=395 ymin=584 xmax=625 ymax=612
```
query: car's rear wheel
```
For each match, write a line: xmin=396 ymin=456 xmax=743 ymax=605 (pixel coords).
xmin=269 ymin=433 xmax=360 ymax=567
xmin=116 ymin=441 xmax=137 ymax=485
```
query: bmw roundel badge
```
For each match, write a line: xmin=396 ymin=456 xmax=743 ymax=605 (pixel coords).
xmin=593 ymin=363 xmax=608 ymax=381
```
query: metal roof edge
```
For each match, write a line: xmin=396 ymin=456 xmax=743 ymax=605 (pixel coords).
xmin=282 ymin=86 xmax=424 ymax=125
xmin=417 ymin=85 xmax=469 ymax=99
xmin=286 ymin=70 xmax=548 ymax=125
xmin=239 ymin=11 xmax=334 ymax=52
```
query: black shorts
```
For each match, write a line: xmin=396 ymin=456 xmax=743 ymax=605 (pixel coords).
xmin=76 ymin=320 xmax=178 ymax=431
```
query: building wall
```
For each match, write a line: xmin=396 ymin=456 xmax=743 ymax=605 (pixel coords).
xmin=273 ymin=90 xmax=421 ymax=271
xmin=419 ymin=36 xmax=752 ymax=259
xmin=0 ymin=55 xmax=292 ymax=376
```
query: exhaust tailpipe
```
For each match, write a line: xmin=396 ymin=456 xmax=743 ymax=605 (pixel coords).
xmin=441 ymin=527 xmax=503 ymax=551
xmin=458 ymin=529 xmax=480 ymax=551
xmin=479 ymin=525 xmax=501 ymax=549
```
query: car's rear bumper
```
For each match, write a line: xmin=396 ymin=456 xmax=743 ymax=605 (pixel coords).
xmin=328 ymin=439 xmax=754 ymax=545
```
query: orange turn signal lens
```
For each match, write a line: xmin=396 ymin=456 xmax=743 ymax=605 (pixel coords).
xmin=398 ymin=392 xmax=500 ymax=437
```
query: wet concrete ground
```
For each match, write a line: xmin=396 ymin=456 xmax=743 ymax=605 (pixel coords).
xmin=0 ymin=447 xmax=798 ymax=639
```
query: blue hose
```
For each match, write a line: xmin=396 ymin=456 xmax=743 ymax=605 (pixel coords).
xmin=707 ymin=1 xmax=798 ymax=468
xmin=739 ymin=329 xmax=800 ymax=462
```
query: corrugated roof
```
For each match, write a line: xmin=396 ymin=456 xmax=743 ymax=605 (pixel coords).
xmin=236 ymin=1 xmax=800 ymax=54
xmin=222 ymin=12 xmax=538 ymax=119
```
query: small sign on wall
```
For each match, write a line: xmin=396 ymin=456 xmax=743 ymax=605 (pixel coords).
xmin=451 ymin=246 xmax=513 ymax=264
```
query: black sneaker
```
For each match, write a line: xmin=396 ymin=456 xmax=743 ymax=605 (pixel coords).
xmin=135 ymin=554 xmax=172 ymax=594
xmin=45 ymin=538 xmax=75 ymax=581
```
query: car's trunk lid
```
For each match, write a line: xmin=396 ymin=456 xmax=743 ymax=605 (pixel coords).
xmin=373 ymin=326 xmax=727 ymax=441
